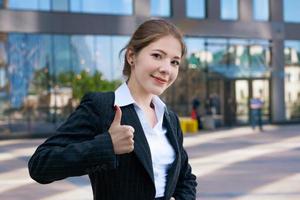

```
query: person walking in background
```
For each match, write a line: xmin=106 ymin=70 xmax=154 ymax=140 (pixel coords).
xmin=28 ymin=19 xmax=197 ymax=200
xmin=191 ymin=98 xmax=202 ymax=130
xmin=250 ymin=96 xmax=264 ymax=131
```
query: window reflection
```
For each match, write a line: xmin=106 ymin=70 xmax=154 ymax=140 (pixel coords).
xmin=151 ymin=0 xmax=171 ymax=17
xmin=8 ymin=0 xmax=50 ymax=11
xmin=221 ymin=0 xmax=238 ymax=20
xmin=202 ymin=39 xmax=271 ymax=78
xmin=284 ymin=0 xmax=300 ymax=23
xmin=8 ymin=0 xmax=133 ymax=15
xmin=285 ymin=40 xmax=300 ymax=120
xmin=52 ymin=0 xmax=69 ymax=12
xmin=253 ymin=0 xmax=269 ymax=21
xmin=1 ymin=33 xmax=128 ymax=134
xmin=186 ymin=0 xmax=206 ymax=19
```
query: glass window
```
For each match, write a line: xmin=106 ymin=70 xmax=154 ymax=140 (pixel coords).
xmin=2 ymin=33 xmax=128 ymax=135
xmin=112 ymin=36 xmax=129 ymax=80
xmin=285 ymin=41 xmax=300 ymax=65
xmin=8 ymin=0 xmax=133 ymax=15
xmin=151 ymin=0 xmax=171 ymax=17
xmin=253 ymin=0 xmax=269 ymax=21
xmin=284 ymin=0 xmax=300 ymax=23
xmin=51 ymin=0 xmax=69 ymax=12
xmin=8 ymin=0 xmax=50 ymax=11
xmin=71 ymin=0 xmax=133 ymax=15
xmin=248 ymin=39 xmax=271 ymax=77
xmin=284 ymin=40 xmax=300 ymax=120
xmin=186 ymin=0 xmax=206 ymax=19
xmin=221 ymin=0 xmax=238 ymax=20
xmin=206 ymin=38 xmax=228 ymax=76
xmin=185 ymin=37 xmax=205 ymax=68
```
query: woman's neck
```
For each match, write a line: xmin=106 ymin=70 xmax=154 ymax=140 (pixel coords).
xmin=127 ymin=79 xmax=153 ymax=110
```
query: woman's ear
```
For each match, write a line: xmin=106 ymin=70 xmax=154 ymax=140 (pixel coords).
xmin=126 ymin=48 xmax=135 ymax=66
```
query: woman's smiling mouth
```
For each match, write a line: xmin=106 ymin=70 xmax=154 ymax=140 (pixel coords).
xmin=151 ymin=75 xmax=168 ymax=84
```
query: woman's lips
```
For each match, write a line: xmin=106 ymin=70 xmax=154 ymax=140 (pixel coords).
xmin=151 ymin=75 xmax=168 ymax=84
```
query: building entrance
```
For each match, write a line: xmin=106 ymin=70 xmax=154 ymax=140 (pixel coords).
xmin=207 ymin=78 xmax=270 ymax=126
xmin=233 ymin=79 xmax=270 ymax=125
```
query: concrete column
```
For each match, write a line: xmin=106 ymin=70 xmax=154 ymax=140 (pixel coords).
xmin=270 ymin=0 xmax=283 ymax=22
xmin=134 ymin=0 xmax=150 ymax=26
xmin=239 ymin=0 xmax=253 ymax=21
xmin=271 ymin=39 xmax=286 ymax=123
xmin=207 ymin=0 xmax=220 ymax=20
xmin=172 ymin=0 xmax=186 ymax=19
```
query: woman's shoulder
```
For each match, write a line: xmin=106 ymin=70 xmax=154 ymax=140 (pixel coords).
xmin=81 ymin=91 xmax=115 ymax=103
xmin=79 ymin=91 xmax=115 ymax=112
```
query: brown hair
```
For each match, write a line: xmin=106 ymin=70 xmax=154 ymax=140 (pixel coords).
xmin=120 ymin=19 xmax=186 ymax=79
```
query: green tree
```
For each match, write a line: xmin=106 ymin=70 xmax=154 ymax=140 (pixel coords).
xmin=57 ymin=70 xmax=121 ymax=100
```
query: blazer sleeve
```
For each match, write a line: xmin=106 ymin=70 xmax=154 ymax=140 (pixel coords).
xmin=28 ymin=93 xmax=117 ymax=184
xmin=172 ymin=113 xmax=197 ymax=200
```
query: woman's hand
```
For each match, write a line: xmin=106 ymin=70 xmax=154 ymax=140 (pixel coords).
xmin=108 ymin=105 xmax=135 ymax=154
xmin=170 ymin=197 xmax=175 ymax=200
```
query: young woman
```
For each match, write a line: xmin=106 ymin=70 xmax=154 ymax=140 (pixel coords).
xmin=28 ymin=19 xmax=197 ymax=200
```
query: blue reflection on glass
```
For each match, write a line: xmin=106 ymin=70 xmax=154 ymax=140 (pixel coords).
xmin=112 ymin=36 xmax=129 ymax=80
xmin=186 ymin=0 xmax=205 ymax=19
xmin=285 ymin=40 xmax=300 ymax=65
xmin=8 ymin=0 xmax=50 ymax=11
xmin=221 ymin=0 xmax=238 ymax=20
xmin=185 ymin=37 xmax=205 ymax=57
xmin=284 ymin=0 xmax=300 ymax=23
xmin=8 ymin=34 xmax=41 ymax=107
xmin=8 ymin=0 xmax=132 ymax=15
xmin=94 ymin=36 xmax=111 ymax=80
xmin=151 ymin=0 xmax=171 ymax=17
xmin=52 ymin=0 xmax=69 ymax=11
xmin=52 ymin=35 xmax=71 ymax=75
xmin=71 ymin=0 xmax=132 ymax=15
xmin=253 ymin=0 xmax=269 ymax=21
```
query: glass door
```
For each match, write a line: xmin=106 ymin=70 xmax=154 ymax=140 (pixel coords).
xmin=252 ymin=79 xmax=270 ymax=122
xmin=235 ymin=80 xmax=249 ymax=124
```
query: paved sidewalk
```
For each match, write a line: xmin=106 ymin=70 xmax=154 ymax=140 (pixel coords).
xmin=0 ymin=124 xmax=299 ymax=199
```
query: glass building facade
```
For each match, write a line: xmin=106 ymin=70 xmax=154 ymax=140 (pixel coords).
xmin=284 ymin=0 xmax=300 ymax=23
xmin=284 ymin=41 xmax=300 ymax=120
xmin=0 ymin=0 xmax=299 ymax=135
xmin=221 ymin=0 xmax=238 ymax=20
xmin=186 ymin=0 xmax=206 ymax=19
xmin=8 ymin=0 xmax=133 ymax=15
xmin=253 ymin=0 xmax=269 ymax=21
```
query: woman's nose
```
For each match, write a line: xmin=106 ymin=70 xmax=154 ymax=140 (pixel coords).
xmin=158 ymin=60 xmax=171 ymax=74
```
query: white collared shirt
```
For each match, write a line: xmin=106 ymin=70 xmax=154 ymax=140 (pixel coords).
xmin=114 ymin=83 xmax=175 ymax=198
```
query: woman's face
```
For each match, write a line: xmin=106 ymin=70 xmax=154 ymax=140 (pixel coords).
xmin=127 ymin=35 xmax=182 ymax=96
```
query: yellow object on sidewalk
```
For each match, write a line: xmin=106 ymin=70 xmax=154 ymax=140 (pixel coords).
xmin=179 ymin=117 xmax=198 ymax=134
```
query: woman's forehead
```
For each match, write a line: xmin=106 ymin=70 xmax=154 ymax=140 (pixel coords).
xmin=146 ymin=36 xmax=182 ymax=57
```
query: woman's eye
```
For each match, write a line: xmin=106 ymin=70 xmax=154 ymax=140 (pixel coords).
xmin=152 ymin=53 xmax=162 ymax=59
xmin=171 ymin=60 xmax=180 ymax=67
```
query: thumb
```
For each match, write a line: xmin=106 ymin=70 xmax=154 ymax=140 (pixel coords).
xmin=112 ymin=105 xmax=122 ymax=125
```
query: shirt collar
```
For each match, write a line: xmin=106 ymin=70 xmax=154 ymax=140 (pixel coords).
xmin=114 ymin=82 xmax=135 ymax=107
xmin=114 ymin=82 xmax=166 ymax=110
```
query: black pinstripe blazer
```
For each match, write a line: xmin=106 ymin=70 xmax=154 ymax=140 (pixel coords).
xmin=28 ymin=92 xmax=197 ymax=200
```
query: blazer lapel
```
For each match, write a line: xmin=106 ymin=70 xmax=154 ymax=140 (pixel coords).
xmin=163 ymin=109 xmax=180 ymax=155
xmin=163 ymin=109 xmax=182 ymax=199
xmin=121 ymin=105 xmax=155 ymax=184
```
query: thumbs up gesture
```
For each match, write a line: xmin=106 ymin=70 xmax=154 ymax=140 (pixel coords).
xmin=108 ymin=105 xmax=135 ymax=155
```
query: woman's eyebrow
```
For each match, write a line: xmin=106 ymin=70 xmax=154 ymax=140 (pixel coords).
xmin=152 ymin=49 xmax=181 ymax=59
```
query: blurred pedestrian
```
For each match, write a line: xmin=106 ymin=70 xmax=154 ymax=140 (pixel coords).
xmin=250 ymin=96 xmax=264 ymax=131
xmin=191 ymin=98 xmax=202 ymax=129
xmin=28 ymin=19 xmax=197 ymax=200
